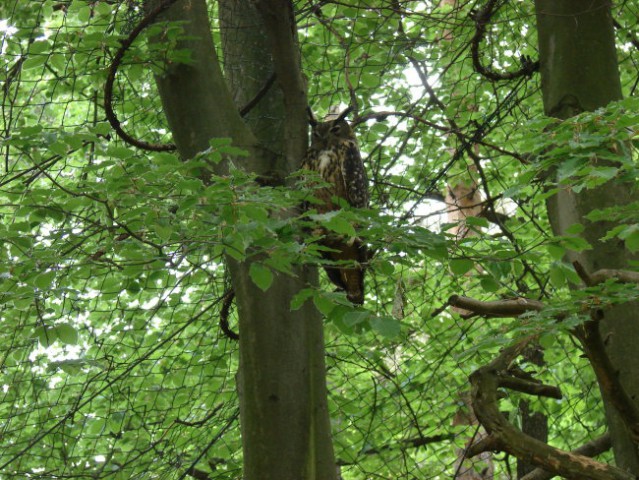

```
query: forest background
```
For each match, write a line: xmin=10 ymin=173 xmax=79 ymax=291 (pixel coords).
xmin=1 ymin=1 xmax=639 ymax=479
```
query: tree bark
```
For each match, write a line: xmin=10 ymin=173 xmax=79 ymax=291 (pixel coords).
xmin=535 ymin=0 xmax=639 ymax=472
xmin=146 ymin=1 xmax=337 ymax=478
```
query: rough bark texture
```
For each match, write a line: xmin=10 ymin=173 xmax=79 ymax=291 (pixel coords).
xmin=147 ymin=1 xmax=337 ymax=478
xmin=535 ymin=0 xmax=639 ymax=472
xmin=219 ymin=0 xmax=286 ymax=179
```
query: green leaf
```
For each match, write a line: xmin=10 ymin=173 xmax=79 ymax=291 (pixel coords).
xmin=154 ymin=223 xmax=173 ymax=242
xmin=623 ymin=230 xmax=639 ymax=253
xmin=343 ymin=311 xmax=369 ymax=328
xmin=106 ymin=146 xmax=135 ymax=159
xmin=34 ymin=326 xmax=55 ymax=347
xmin=370 ymin=315 xmax=400 ymax=338
xmin=313 ymin=293 xmax=335 ymax=316
xmin=464 ymin=216 xmax=489 ymax=228
xmin=108 ymin=411 xmax=126 ymax=435
xmin=539 ymin=333 xmax=556 ymax=349
xmin=549 ymin=264 xmax=566 ymax=288
xmin=33 ymin=271 xmax=56 ymax=289
xmin=546 ymin=244 xmax=566 ymax=261
xmin=376 ymin=260 xmax=395 ymax=276
xmin=565 ymin=223 xmax=585 ymax=235
xmin=449 ymin=259 xmax=474 ymax=275
xmin=560 ymin=236 xmax=592 ymax=252
xmin=54 ymin=324 xmax=79 ymax=345
xmin=480 ymin=276 xmax=500 ymax=292
xmin=290 ymin=289 xmax=314 ymax=310
xmin=323 ymin=215 xmax=357 ymax=237
xmin=22 ymin=55 xmax=47 ymax=70
xmin=249 ymin=263 xmax=273 ymax=291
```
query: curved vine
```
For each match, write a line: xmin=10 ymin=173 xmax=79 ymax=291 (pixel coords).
xmin=470 ymin=0 xmax=539 ymax=81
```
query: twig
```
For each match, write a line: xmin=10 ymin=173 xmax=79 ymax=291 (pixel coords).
xmin=104 ymin=0 xmax=180 ymax=151
xmin=219 ymin=289 xmax=239 ymax=340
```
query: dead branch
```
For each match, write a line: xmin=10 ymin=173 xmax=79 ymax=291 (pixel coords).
xmin=573 ymin=261 xmax=639 ymax=286
xmin=496 ymin=373 xmax=561 ymax=399
xmin=521 ymin=433 xmax=612 ymax=480
xmin=448 ymin=295 xmax=544 ymax=318
xmin=465 ymin=433 xmax=501 ymax=457
xmin=469 ymin=339 xmax=633 ymax=479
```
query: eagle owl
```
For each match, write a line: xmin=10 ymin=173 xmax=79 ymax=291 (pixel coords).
xmin=301 ymin=106 xmax=369 ymax=305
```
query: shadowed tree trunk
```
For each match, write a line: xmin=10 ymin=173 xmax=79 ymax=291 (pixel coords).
xmin=535 ymin=0 xmax=639 ymax=472
xmin=145 ymin=1 xmax=338 ymax=478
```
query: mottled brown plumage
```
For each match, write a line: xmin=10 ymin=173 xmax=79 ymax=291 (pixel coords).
xmin=301 ymin=107 xmax=369 ymax=304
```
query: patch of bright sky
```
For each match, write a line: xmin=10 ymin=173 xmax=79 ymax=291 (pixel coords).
xmin=0 ymin=19 xmax=17 ymax=54
xmin=385 ymin=64 xmax=449 ymax=229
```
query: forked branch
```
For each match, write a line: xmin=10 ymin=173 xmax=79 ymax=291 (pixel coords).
xmin=449 ymin=293 xmax=634 ymax=478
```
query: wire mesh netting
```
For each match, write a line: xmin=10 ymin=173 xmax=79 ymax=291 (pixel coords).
xmin=2 ymin=0 xmax=637 ymax=478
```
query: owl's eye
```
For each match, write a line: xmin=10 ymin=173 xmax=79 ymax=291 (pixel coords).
xmin=330 ymin=125 xmax=341 ymax=134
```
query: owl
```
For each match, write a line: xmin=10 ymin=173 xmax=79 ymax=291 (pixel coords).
xmin=301 ymin=106 xmax=369 ymax=305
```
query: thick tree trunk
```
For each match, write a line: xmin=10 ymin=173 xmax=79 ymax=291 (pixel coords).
xmin=146 ymin=1 xmax=338 ymax=478
xmin=535 ymin=0 xmax=639 ymax=472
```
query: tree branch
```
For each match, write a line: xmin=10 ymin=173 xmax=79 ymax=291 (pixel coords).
xmin=470 ymin=340 xmax=634 ymax=479
xmin=573 ymin=261 xmax=639 ymax=286
xmin=521 ymin=433 xmax=612 ymax=480
xmin=105 ymin=0 xmax=179 ymax=151
xmin=146 ymin=0 xmax=257 ymax=161
xmin=496 ymin=373 xmax=562 ymax=399
xmin=470 ymin=0 xmax=539 ymax=81
xmin=448 ymin=295 xmax=544 ymax=318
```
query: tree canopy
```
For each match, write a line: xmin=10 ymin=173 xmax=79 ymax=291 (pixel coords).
xmin=1 ymin=1 xmax=639 ymax=478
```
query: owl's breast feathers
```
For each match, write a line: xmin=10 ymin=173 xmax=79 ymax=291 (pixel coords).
xmin=303 ymin=139 xmax=367 ymax=211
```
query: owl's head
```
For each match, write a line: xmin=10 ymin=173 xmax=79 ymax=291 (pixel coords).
xmin=308 ymin=106 xmax=355 ymax=149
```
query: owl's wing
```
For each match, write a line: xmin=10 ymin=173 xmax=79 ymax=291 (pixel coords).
xmin=340 ymin=140 xmax=369 ymax=209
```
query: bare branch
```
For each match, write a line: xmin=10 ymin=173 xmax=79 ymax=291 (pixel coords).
xmin=465 ymin=433 xmax=502 ymax=457
xmin=470 ymin=342 xmax=634 ymax=480
xmin=521 ymin=433 xmax=612 ymax=480
xmin=573 ymin=261 xmax=639 ymax=286
xmin=448 ymin=295 xmax=544 ymax=318
xmin=104 ymin=0 xmax=179 ymax=151
xmin=496 ymin=373 xmax=562 ymax=399
xmin=470 ymin=0 xmax=539 ymax=81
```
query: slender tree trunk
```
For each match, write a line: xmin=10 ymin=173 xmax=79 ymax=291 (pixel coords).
xmin=535 ymin=0 xmax=639 ymax=472
xmin=146 ymin=1 xmax=338 ymax=478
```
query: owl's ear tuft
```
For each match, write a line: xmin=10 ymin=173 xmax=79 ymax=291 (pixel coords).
xmin=307 ymin=107 xmax=318 ymax=127
xmin=335 ymin=105 xmax=354 ymax=123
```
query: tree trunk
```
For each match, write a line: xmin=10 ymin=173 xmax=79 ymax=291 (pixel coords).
xmin=535 ymin=0 xmax=639 ymax=472
xmin=146 ymin=1 xmax=338 ymax=478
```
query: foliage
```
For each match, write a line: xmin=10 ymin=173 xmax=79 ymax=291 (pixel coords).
xmin=1 ymin=0 xmax=638 ymax=478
